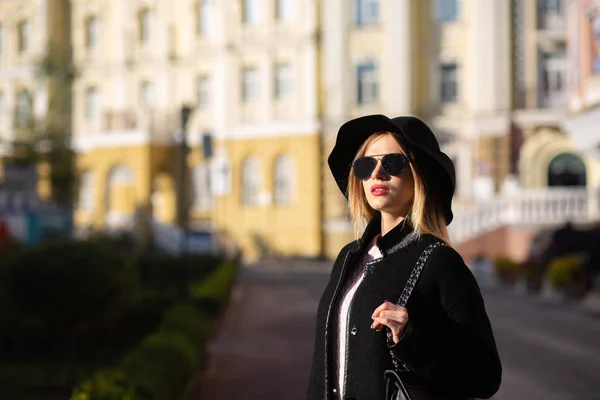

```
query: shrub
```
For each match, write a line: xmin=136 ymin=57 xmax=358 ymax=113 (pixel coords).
xmin=71 ymin=369 xmax=139 ymax=400
xmin=159 ymin=305 xmax=211 ymax=352
xmin=1 ymin=240 xmax=137 ymax=337
xmin=493 ymin=257 xmax=521 ymax=285
xmin=121 ymin=331 xmax=198 ymax=400
xmin=548 ymin=254 xmax=584 ymax=291
xmin=189 ymin=260 xmax=239 ymax=315
xmin=135 ymin=253 xmax=222 ymax=300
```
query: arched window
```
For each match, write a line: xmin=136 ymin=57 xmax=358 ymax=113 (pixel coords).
xmin=106 ymin=164 xmax=135 ymax=211
xmin=548 ymin=153 xmax=586 ymax=187
xmin=241 ymin=157 xmax=261 ymax=205
xmin=78 ymin=171 xmax=95 ymax=212
xmin=273 ymin=155 xmax=295 ymax=205
xmin=193 ymin=162 xmax=212 ymax=210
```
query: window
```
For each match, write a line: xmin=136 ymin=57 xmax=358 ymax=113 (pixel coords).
xmin=85 ymin=16 xmax=99 ymax=50
xmin=242 ymin=0 xmax=259 ymax=25
xmin=440 ymin=63 xmax=458 ymax=103
xmin=274 ymin=63 xmax=293 ymax=99
xmin=356 ymin=63 xmax=378 ymax=104
xmin=79 ymin=171 xmax=95 ymax=212
xmin=140 ymin=81 xmax=154 ymax=108
xmin=592 ymin=16 xmax=600 ymax=72
xmin=276 ymin=0 xmax=294 ymax=21
xmin=437 ymin=0 xmax=459 ymax=22
xmin=241 ymin=157 xmax=261 ymax=206
xmin=537 ymin=0 xmax=564 ymax=29
xmin=242 ymin=67 xmax=259 ymax=102
xmin=538 ymin=0 xmax=563 ymax=15
xmin=356 ymin=0 xmax=379 ymax=25
xmin=139 ymin=9 xmax=151 ymax=43
xmin=85 ymin=87 xmax=100 ymax=119
xmin=274 ymin=155 xmax=295 ymax=205
xmin=18 ymin=20 xmax=29 ymax=53
xmin=541 ymin=48 xmax=566 ymax=107
xmin=197 ymin=0 xmax=212 ymax=35
xmin=197 ymin=75 xmax=210 ymax=108
xmin=15 ymin=90 xmax=32 ymax=127
xmin=0 ymin=92 xmax=4 ymax=121
xmin=193 ymin=163 xmax=212 ymax=210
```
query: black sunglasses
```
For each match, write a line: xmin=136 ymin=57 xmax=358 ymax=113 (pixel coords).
xmin=352 ymin=153 xmax=409 ymax=180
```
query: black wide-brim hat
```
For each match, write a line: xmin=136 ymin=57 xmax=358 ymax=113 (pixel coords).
xmin=328 ymin=114 xmax=456 ymax=225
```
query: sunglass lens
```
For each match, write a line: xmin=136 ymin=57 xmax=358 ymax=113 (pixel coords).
xmin=352 ymin=157 xmax=377 ymax=180
xmin=382 ymin=154 xmax=407 ymax=176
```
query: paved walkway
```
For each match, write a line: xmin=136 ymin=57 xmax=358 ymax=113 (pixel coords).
xmin=195 ymin=264 xmax=330 ymax=400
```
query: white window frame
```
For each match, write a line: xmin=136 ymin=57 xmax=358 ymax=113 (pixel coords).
xmin=18 ymin=20 xmax=30 ymax=53
xmin=16 ymin=90 xmax=32 ymax=126
xmin=0 ymin=92 xmax=5 ymax=121
xmin=276 ymin=0 xmax=294 ymax=21
xmin=193 ymin=162 xmax=213 ymax=210
xmin=85 ymin=87 xmax=100 ymax=120
xmin=355 ymin=0 xmax=379 ymax=26
xmin=275 ymin=63 xmax=293 ymax=100
xmin=440 ymin=63 xmax=458 ymax=103
xmin=241 ymin=157 xmax=261 ymax=206
xmin=242 ymin=67 xmax=259 ymax=103
xmin=242 ymin=0 xmax=259 ymax=25
xmin=86 ymin=16 xmax=99 ymax=50
xmin=139 ymin=9 xmax=152 ymax=43
xmin=197 ymin=75 xmax=210 ymax=108
xmin=356 ymin=63 xmax=379 ymax=105
xmin=197 ymin=0 xmax=212 ymax=35
xmin=541 ymin=49 xmax=566 ymax=107
xmin=79 ymin=171 xmax=95 ymax=212
xmin=274 ymin=155 xmax=295 ymax=206
xmin=140 ymin=81 xmax=154 ymax=108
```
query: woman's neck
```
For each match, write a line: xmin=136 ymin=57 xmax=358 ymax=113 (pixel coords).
xmin=380 ymin=213 xmax=406 ymax=236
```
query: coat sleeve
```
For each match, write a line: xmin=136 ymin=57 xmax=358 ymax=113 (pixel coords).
xmin=388 ymin=246 xmax=502 ymax=399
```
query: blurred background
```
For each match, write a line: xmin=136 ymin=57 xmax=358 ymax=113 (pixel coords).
xmin=1 ymin=0 xmax=600 ymax=399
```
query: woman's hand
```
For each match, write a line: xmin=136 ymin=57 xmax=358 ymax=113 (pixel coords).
xmin=371 ymin=300 xmax=409 ymax=344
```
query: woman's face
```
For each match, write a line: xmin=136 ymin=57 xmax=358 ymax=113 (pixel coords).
xmin=361 ymin=134 xmax=414 ymax=218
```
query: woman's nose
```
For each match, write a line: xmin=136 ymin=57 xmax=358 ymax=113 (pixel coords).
xmin=372 ymin=160 xmax=389 ymax=180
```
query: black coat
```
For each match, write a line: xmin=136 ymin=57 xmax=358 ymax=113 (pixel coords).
xmin=307 ymin=214 xmax=502 ymax=400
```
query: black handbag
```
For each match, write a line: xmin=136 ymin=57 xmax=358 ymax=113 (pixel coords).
xmin=383 ymin=241 xmax=469 ymax=400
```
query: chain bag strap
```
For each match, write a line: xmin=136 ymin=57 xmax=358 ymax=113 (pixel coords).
xmin=384 ymin=241 xmax=447 ymax=400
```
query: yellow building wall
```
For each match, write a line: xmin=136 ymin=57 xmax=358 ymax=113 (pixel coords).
xmin=209 ymin=133 xmax=323 ymax=262
xmin=75 ymin=144 xmax=172 ymax=229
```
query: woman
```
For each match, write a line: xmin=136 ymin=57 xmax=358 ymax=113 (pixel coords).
xmin=307 ymin=115 xmax=502 ymax=400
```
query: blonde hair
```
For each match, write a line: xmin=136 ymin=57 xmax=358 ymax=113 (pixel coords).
xmin=347 ymin=132 xmax=452 ymax=245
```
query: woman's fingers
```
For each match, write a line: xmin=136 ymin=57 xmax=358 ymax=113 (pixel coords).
xmin=370 ymin=303 xmax=409 ymax=335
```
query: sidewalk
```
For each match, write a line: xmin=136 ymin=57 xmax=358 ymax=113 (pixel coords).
xmin=194 ymin=265 xmax=328 ymax=400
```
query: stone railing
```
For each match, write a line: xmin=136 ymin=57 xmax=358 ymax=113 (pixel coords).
xmin=449 ymin=188 xmax=598 ymax=245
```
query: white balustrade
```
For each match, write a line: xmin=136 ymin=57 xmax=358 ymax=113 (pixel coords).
xmin=449 ymin=188 xmax=599 ymax=245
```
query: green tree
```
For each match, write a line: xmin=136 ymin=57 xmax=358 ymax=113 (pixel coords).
xmin=3 ymin=40 xmax=77 ymax=207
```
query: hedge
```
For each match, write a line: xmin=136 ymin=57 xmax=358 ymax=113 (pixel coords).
xmin=71 ymin=259 xmax=239 ymax=400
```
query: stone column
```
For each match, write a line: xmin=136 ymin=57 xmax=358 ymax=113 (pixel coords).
xmin=384 ymin=0 xmax=412 ymax=115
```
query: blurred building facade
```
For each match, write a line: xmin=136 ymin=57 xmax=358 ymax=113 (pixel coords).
xmin=0 ymin=0 xmax=71 ymax=192
xmin=512 ymin=0 xmax=600 ymax=192
xmin=69 ymin=0 xmax=322 ymax=260
xmin=563 ymin=0 xmax=600 ymax=163
xmin=1 ymin=0 xmax=598 ymax=261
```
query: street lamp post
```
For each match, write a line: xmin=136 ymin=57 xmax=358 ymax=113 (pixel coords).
xmin=178 ymin=105 xmax=193 ymax=254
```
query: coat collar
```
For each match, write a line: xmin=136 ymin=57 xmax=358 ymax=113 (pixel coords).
xmin=358 ymin=213 xmax=418 ymax=257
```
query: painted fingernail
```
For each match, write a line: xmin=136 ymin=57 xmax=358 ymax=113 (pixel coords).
xmin=385 ymin=300 xmax=390 ymax=303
